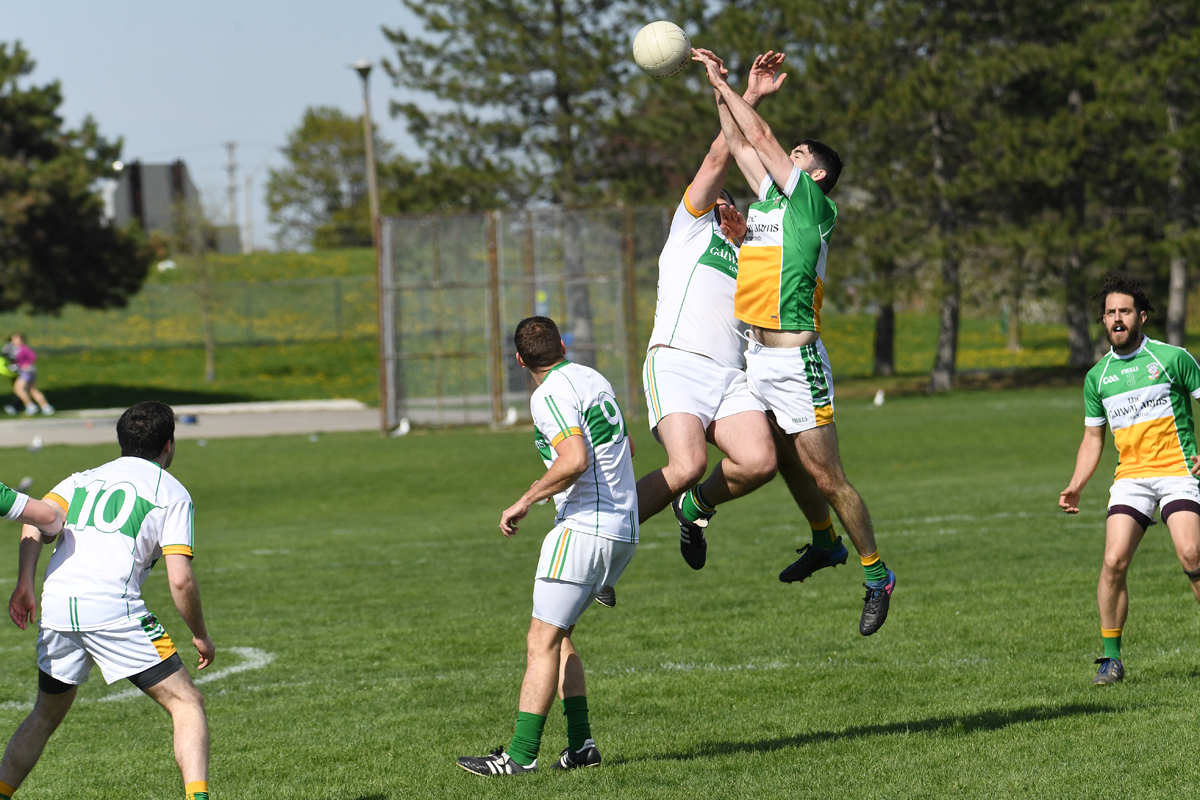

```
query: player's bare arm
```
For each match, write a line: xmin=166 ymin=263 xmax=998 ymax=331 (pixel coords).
xmin=165 ymin=553 xmax=215 ymax=670
xmin=8 ymin=525 xmax=42 ymax=630
xmin=15 ymin=497 xmax=63 ymax=537
xmin=1060 ymin=425 xmax=1106 ymax=513
xmin=714 ymin=77 xmax=769 ymax=194
xmin=694 ymin=48 xmax=795 ymax=191
xmin=686 ymin=51 xmax=787 ymax=211
xmin=499 ymin=435 xmax=589 ymax=537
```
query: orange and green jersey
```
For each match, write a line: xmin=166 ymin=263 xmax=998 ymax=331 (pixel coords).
xmin=1084 ymin=337 xmax=1200 ymax=480
xmin=735 ymin=167 xmax=837 ymax=331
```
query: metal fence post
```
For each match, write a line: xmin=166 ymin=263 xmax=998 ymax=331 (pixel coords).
xmin=487 ymin=211 xmax=504 ymax=429
xmin=333 ymin=278 xmax=343 ymax=340
xmin=622 ymin=205 xmax=639 ymax=417
xmin=379 ymin=217 xmax=398 ymax=432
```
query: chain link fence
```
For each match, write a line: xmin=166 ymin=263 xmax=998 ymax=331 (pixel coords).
xmin=380 ymin=207 xmax=674 ymax=428
xmin=0 ymin=277 xmax=378 ymax=351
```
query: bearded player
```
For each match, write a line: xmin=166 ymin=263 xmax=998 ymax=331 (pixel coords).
xmin=692 ymin=47 xmax=894 ymax=634
xmin=1060 ymin=274 xmax=1200 ymax=685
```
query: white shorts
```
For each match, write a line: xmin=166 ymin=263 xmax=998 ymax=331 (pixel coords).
xmin=1108 ymin=476 xmax=1200 ymax=526
xmin=642 ymin=346 xmax=763 ymax=435
xmin=38 ymin=614 xmax=178 ymax=686
xmin=532 ymin=526 xmax=636 ymax=629
xmin=744 ymin=339 xmax=835 ymax=434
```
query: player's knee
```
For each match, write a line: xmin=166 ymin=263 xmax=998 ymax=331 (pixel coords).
xmin=1102 ymin=551 xmax=1133 ymax=576
xmin=746 ymin=449 xmax=777 ymax=484
xmin=667 ymin=454 xmax=707 ymax=487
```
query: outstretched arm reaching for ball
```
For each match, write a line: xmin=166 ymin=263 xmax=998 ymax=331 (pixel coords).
xmin=695 ymin=48 xmax=795 ymax=193
xmin=686 ymin=51 xmax=788 ymax=211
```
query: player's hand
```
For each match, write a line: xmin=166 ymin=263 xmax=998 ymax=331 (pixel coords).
xmin=745 ymin=51 xmax=787 ymax=101
xmin=1059 ymin=487 xmax=1082 ymax=514
xmin=692 ymin=48 xmax=727 ymax=88
xmin=718 ymin=204 xmax=746 ymax=242
xmin=500 ymin=501 xmax=531 ymax=537
xmin=8 ymin=582 xmax=36 ymax=630
xmin=1190 ymin=455 xmax=1200 ymax=476
xmin=194 ymin=635 xmax=215 ymax=670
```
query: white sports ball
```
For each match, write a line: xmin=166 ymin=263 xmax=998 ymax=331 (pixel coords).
xmin=632 ymin=21 xmax=691 ymax=78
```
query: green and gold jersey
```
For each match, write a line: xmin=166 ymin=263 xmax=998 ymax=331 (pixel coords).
xmin=531 ymin=361 xmax=638 ymax=542
xmin=735 ymin=167 xmax=837 ymax=332
xmin=1084 ymin=337 xmax=1200 ymax=480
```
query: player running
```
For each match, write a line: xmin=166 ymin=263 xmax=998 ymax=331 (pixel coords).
xmin=457 ymin=317 xmax=636 ymax=775
xmin=0 ymin=402 xmax=215 ymax=800
xmin=638 ymin=51 xmax=854 ymax=617
xmin=692 ymin=47 xmax=895 ymax=634
xmin=1059 ymin=274 xmax=1200 ymax=686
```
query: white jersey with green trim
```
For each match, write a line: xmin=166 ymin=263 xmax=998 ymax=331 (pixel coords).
xmin=647 ymin=191 xmax=747 ymax=368
xmin=40 ymin=457 xmax=195 ymax=632
xmin=530 ymin=361 xmax=638 ymax=542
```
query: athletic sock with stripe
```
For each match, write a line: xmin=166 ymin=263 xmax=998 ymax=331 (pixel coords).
xmin=0 ymin=779 xmax=14 ymax=799
xmin=862 ymin=550 xmax=888 ymax=584
xmin=810 ymin=516 xmax=838 ymax=549
xmin=1102 ymin=628 xmax=1122 ymax=660
xmin=507 ymin=711 xmax=546 ymax=766
xmin=185 ymin=781 xmax=209 ymax=800
xmin=679 ymin=485 xmax=715 ymax=524
xmin=562 ymin=695 xmax=592 ymax=752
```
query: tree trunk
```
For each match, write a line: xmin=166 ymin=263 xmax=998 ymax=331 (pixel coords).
xmin=1166 ymin=103 xmax=1187 ymax=347
xmin=928 ymin=257 xmax=960 ymax=393
xmin=928 ymin=110 xmax=958 ymax=393
xmin=1064 ymin=88 xmax=1094 ymax=366
xmin=562 ymin=212 xmax=595 ymax=368
xmin=1006 ymin=251 xmax=1023 ymax=352
xmin=873 ymin=257 xmax=895 ymax=376
xmin=874 ymin=304 xmax=895 ymax=377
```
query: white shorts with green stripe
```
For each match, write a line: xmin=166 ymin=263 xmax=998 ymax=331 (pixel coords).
xmin=745 ymin=339 xmax=835 ymax=434
xmin=642 ymin=346 xmax=763 ymax=437
xmin=533 ymin=526 xmax=636 ymax=629
xmin=37 ymin=615 xmax=178 ymax=685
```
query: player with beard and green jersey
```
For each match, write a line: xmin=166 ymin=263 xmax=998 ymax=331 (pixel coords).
xmin=1060 ymin=274 xmax=1200 ymax=685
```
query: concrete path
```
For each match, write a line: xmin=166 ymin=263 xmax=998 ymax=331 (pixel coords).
xmin=0 ymin=400 xmax=382 ymax=448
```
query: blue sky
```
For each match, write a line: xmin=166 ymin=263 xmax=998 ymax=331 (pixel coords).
xmin=6 ymin=1 xmax=426 ymax=249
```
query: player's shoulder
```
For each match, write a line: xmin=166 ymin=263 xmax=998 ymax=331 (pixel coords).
xmin=1144 ymin=337 xmax=1197 ymax=363
xmin=101 ymin=457 xmax=190 ymax=505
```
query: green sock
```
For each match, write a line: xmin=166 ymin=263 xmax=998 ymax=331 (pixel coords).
xmin=1102 ymin=628 xmax=1122 ymax=660
xmin=562 ymin=695 xmax=592 ymax=751
xmin=863 ymin=558 xmax=888 ymax=585
xmin=507 ymin=711 xmax=546 ymax=766
xmin=679 ymin=484 xmax=715 ymax=523
xmin=811 ymin=516 xmax=838 ymax=550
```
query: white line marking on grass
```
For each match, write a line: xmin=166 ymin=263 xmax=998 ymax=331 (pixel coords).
xmin=98 ymin=647 xmax=276 ymax=704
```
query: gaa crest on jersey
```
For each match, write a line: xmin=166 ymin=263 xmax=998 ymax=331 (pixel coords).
xmin=1147 ymin=363 xmax=1160 ymax=379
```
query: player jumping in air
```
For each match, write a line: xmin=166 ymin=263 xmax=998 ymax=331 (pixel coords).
xmin=0 ymin=402 xmax=215 ymax=800
xmin=691 ymin=48 xmax=895 ymax=634
xmin=1059 ymin=274 xmax=1200 ymax=686
xmin=634 ymin=50 xmax=856 ymax=620
xmin=457 ymin=317 xmax=637 ymax=775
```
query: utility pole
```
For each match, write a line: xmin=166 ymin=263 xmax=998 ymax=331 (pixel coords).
xmin=353 ymin=58 xmax=387 ymax=433
xmin=224 ymin=141 xmax=237 ymax=227
xmin=243 ymin=174 xmax=253 ymax=253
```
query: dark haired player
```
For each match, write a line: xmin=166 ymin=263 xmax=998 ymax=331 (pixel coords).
xmin=457 ymin=317 xmax=636 ymax=775
xmin=636 ymin=51 xmax=847 ymax=606
xmin=1060 ymin=275 xmax=1200 ymax=685
xmin=0 ymin=401 xmax=215 ymax=800
xmin=692 ymin=47 xmax=895 ymax=634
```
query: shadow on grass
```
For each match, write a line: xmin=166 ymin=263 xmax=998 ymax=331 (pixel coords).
xmin=34 ymin=384 xmax=257 ymax=411
xmin=615 ymin=703 xmax=1117 ymax=764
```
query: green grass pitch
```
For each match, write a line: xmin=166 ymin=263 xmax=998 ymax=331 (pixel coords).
xmin=0 ymin=386 xmax=1198 ymax=798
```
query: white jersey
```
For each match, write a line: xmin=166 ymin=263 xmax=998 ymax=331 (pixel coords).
xmin=648 ymin=191 xmax=748 ymax=368
xmin=41 ymin=457 xmax=195 ymax=632
xmin=530 ymin=361 xmax=638 ymax=542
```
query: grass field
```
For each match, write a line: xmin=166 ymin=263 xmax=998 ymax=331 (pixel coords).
xmin=0 ymin=387 xmax=1198 ymax=798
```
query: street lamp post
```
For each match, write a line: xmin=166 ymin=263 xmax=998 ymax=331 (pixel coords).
xmin=353 ymin=58 xmax=388 ymax=433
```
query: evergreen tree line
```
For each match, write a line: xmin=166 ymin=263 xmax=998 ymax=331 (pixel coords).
xmin=273 ymin=1 xmax=1198 ymax=385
